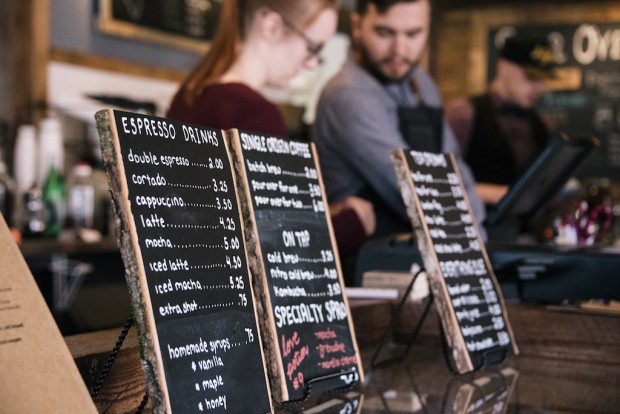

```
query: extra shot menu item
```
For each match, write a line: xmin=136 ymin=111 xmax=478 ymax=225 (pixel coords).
xmin=392 ymin=150 xmax=518 ymax=373
xmin=96 ymin=110 xmax=272 ymax=414
xmin=229 ymin=130 xmax=362 ymax=402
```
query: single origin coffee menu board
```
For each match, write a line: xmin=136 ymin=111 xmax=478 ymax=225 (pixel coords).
xmin=391 ymin=150 xmax=518 ymax=374
xmin=229 ymin=130 xmax=362 ymax=402
xmin=0 ymin=215 xmax=98 ymax=413
xmin=96 ymin=109 xmax=273 ymax=414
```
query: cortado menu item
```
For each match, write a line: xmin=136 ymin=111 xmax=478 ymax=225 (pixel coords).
xmin=96 ymin=110 xmax=272 ymax=413
xmin=391 ymin=150 xmax=518 ymax=373
xmin=229 ymin=130 xmax=362 ymax=402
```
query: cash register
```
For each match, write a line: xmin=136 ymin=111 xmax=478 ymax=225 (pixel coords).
xmin=356 ymin=134 xmax=620 ymax=303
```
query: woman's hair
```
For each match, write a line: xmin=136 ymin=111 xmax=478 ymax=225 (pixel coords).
xmin=182 ymin=0 xmax=337 ymax=104
xmin=356 ymin=0 xmax=428 ymax=15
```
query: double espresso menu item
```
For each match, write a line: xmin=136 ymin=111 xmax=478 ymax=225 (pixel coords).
xmin=392 ymin=150 xmax=518 ymax=373
xmin=96 ymin=110 xmax=272 ymax=413
xmin=229 ymin=130 xmax=362 ymax=402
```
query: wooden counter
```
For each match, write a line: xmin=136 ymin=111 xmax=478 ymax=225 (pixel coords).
xmin=65 ymin=301 xmax=620 ymax=413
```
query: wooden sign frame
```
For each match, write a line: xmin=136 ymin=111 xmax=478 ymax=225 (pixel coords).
xmin=96 ymin=109 xmax=273 ymax=413
xmin=392 ymin=149 xmax=518 ymax=373
xmin=228 ymin=130 xmax=363 ymax=403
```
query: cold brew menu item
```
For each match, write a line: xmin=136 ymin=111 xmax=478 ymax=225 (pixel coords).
xmin=96 ymin=110 xmax=272 ymax=413
xmin=229 ymin=130 xmax=362 ymax=402
xmin=392 ymin=150 xmax=517 ymax=373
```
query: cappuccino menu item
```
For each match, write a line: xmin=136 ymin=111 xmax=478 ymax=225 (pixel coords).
xmin=392 ymin=150 xmax=517 ymax=373
xmin=96 ymin=110 xmax=272 ymax=413
xmin=229 ymin=130 xmax=362 ymax=402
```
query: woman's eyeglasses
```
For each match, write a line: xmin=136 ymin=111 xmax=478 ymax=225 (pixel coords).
xmin=281 ymin=16 xmax=325 ymax=61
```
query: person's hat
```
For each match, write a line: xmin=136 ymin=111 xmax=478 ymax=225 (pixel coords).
xmin=500 ymin=35 xmax=557 ymax=79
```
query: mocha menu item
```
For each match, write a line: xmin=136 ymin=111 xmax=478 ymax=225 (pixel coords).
xmin=392 ymin=149 xmax=518 ymax=373
xmin=96 ymin=110 xmax=272 ymax=413
xmin=229 ymin=130 xmax=362 ymax=402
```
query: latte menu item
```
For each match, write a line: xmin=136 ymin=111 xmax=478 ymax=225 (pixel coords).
xmin=392 ymin=149 xmax=517 ymax=373
xmin=229 ymin=130 xmax=362 ymax=402
xmin=96 ymin=110 xmax=272 ymax=413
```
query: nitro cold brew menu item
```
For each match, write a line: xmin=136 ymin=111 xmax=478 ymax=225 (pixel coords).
xmin=230 ymin=131 xmax=362 ymax=402
xmin=392 ymin=150 xmax=517 ymax=373
xmin=96 ymin=110 xmax=272 ymax=414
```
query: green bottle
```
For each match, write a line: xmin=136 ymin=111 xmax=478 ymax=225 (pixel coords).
xmin=42 ymin=163 xmax=66 ymax=237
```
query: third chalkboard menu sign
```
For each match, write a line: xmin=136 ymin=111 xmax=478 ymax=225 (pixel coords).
xmin=96 ymin=109 xmax=272 ymax=413
xmin=391 ymin=150 xmax=518 ymax=373
xmin=229 ymin=130 xmax=362 ymax=402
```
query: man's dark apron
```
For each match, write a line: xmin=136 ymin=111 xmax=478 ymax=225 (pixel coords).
xmin=359 ymin=88 xmax=445 ymax=238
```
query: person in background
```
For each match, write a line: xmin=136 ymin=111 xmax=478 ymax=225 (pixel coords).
xmin=446 ymin=34 xmax=557 ymax=205
xmin=167 ymin=0 xmax=375 ymax=256
xmin=313 ymin=0 xmax=485 ymax=239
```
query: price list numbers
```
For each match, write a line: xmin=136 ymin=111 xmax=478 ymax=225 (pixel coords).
xmin=396 ymin=150 xmax=517 ymax=373
xmin=232 ymin=130 xmax=361 ymax=401
xmin=99 ymin=110 xmax=272 ymax=414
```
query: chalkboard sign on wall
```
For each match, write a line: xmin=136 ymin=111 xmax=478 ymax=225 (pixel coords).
xmin=98 ymin=0 xmax=221 ymax=52
xmin=96 ymin=109 xmax=273 ymax=413
xmin=392 ymin=149 xmax=518 ymax=373
xmin=488 ymin=22 xmax=620 ymax=181
xmin=229 ymin=130 xmax=362 ymax=402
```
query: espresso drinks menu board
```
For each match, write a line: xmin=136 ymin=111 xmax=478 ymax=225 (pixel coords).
xmin=391 ymin=150 xmax=517 ymax=373
xmin=96 ymin=110 xmax=272 ymax=414
xmin=229 ymin=130 xmax=362 ymax=402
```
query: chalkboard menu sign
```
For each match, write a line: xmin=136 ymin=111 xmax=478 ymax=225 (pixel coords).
xmin=392 ymin=150 xmax=518 ymax=373
xmin=229 ymin=130 xmax=362 ymax=402
xmin=96 ymin=110 xmax=272 ymax=413
xmin=488 ymin=23 xmax=620 ymax=181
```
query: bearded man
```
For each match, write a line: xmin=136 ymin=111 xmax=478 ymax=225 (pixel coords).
xmin=313 ymin=0 xmax=485 ymax=237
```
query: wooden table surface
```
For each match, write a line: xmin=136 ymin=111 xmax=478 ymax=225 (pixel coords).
xmin=65 ymin=300 xmax=620 ymax=413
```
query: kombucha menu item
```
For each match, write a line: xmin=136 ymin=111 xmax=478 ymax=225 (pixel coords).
xmin=229 ymin=130 xmax=362 ymax=402
xmin=96 ymin=110 xmax=272 ymax=413
xmin=392 ymin=149 xmax=518 ymax=373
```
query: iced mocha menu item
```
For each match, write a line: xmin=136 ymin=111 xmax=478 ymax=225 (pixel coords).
xmin=96 ymin=110 xmax=272 ymax=414
xmin=230 ymin=131 xmax=361 ymax=402
xmin=392 ymin=150 xmax=517 ymax=373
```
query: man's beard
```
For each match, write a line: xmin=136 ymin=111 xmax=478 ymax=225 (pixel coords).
xmin=358 ymin=46 xmax=416 ymax=84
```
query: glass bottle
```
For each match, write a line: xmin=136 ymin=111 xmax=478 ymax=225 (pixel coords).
xmin=67 ymin=162 xmax=95 ymax=231
xmin=12 ymin=124 xmax=37 ymax=228
xmin=23 ymin=183 xmax=46 ymax=237
xmin=0 ymin=149 xmax=15 ymax=225
xmin=42 ymin=163 xmax=66 ymax=237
